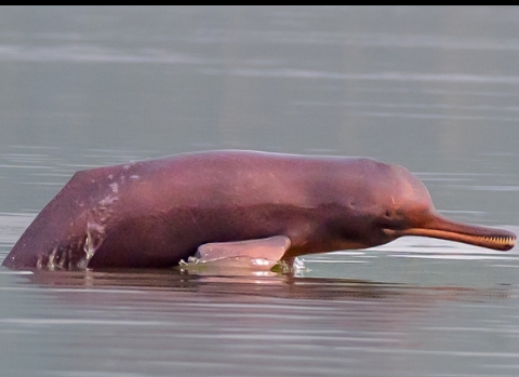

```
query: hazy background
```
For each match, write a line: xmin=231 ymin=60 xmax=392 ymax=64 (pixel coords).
xmin=0 ymin=7 xmax=518 ymax=223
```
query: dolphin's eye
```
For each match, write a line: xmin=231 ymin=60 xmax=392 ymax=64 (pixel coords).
xmin=385 ymin=210 xmax=391 ymax=218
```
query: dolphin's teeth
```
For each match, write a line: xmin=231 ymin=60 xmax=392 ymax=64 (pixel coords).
xmin=475 ymin=235 xmax=515 ymax=245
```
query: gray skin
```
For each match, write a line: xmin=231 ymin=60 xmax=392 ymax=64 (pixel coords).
xmin=2 ymin=150 xmax=516 ymax=270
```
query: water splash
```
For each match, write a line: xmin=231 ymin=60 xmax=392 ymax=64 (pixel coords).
xmin=83 ymin=222 xmax=106 ymax=263
xmin=179 ymin=254 xmax=307 ymax=274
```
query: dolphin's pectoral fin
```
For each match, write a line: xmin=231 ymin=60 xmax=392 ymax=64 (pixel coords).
xmin=196 ymin=235 xmax=291 ymax=263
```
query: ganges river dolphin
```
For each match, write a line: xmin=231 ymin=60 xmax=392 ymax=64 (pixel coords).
xmin=2 ymin=150 xmax=516 ymax=270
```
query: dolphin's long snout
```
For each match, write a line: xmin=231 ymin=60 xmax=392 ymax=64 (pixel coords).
xmin=394 ymin=213 xmax=516 ymax=251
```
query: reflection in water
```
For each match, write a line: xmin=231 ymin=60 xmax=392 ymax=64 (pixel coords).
xmin=23 ymin=267 xmax=514 ymax=302
xmin=1 ymin=268 xmax=518 ymax=377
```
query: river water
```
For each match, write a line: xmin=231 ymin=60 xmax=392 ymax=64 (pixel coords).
xmin=1 ymin=6 xmax=519 ymax=377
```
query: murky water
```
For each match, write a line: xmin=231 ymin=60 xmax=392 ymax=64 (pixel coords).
xmin=1 ymin=6 xmax=519 ymax=377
